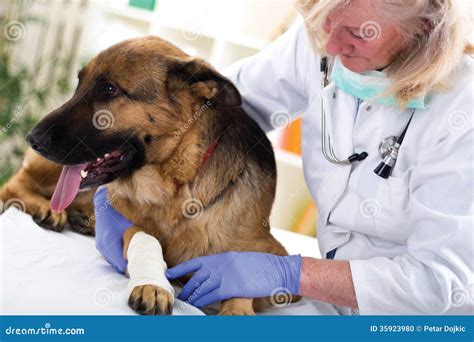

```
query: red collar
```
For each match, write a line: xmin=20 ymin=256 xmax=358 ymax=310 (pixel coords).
xmin=201 ymin=137 xmax=220 ymax=166
xmin=174 ymin=137 xmax=219 ymax=190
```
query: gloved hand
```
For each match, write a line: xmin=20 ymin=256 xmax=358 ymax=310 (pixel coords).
xmin=94 ymin=186 xmax=133 ymax=274
xmin=165 ymin=251 xmax=301 ymax=307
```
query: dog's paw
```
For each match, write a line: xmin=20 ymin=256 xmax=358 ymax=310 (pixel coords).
xmin=66 ymin=209 xmax=95 ymax=236
xmin=218 ymin=299 xmax=256 ymax=315
xmin=32 ymin=205 xmax=68 ymax=232
xmin=218 ymin=307 xmax=256 ymax=315
xmin=128 ymin=285 xmax=173 ymax=315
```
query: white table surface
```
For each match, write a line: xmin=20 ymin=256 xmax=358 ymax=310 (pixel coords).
xmin=0 ymin=207 xmax=333 ymax=316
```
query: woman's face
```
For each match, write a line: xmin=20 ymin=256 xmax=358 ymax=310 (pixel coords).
xmin=323 ymin=0 xmax=406 ymax=73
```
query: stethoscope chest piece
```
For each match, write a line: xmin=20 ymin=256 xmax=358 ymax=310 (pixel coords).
xmin=319 ymin=56 xmax=416 ymax=178
xmin=378 ymin=136 xmax=398 ymax=159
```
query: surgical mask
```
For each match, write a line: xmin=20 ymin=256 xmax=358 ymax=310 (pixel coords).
xmin=330 ymin=56 xmax=430 ymax=109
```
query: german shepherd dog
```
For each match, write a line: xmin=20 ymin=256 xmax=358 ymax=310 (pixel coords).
xmin=1 ymin=36 xmax=295 ymax=315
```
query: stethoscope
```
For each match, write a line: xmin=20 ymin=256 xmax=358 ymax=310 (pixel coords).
xmin=320 ymin=56 xmax=415 ymax=179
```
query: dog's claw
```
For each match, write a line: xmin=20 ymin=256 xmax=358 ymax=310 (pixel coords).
xmin=32 ymin=207 xmax=68 ymax=232
xmin=66 ymin=209 xmax=95 ymax=236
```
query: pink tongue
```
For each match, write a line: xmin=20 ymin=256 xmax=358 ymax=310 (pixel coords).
xmin=51 ymin=163 xmax=88 ymax=212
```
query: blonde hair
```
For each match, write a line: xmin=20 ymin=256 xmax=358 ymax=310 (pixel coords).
xmin=296 ymin=0 xmax=474 ymax=108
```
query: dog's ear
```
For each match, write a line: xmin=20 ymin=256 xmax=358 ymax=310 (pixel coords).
xmin=166 ymin=57 xmax=242 ymax=108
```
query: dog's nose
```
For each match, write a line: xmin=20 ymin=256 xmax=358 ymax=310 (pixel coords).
xmin=26 ymin=130 xmax=50 ymax=155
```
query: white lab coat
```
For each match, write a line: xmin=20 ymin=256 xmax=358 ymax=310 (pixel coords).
xmin=224 ymin=21 xmax=474 ymax=315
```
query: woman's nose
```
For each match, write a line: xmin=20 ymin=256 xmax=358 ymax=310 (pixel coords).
xmin=326 ymin=29 xmax=354 ymax=56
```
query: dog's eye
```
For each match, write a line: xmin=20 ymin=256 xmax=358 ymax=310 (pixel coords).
xmin=101 ymin=83 xmax=119 ymax=99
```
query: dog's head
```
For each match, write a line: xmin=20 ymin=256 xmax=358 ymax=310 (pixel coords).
xmin=26 ymin=36 xmax=241 ymax=211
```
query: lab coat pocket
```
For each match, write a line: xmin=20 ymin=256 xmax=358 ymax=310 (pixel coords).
xmin=374 ymin=176 xmax=411 ymax=243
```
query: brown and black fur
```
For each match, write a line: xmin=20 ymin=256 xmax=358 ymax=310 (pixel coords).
xmin=4 ymin=36 xmax=297 ymax=315
xmin=0 ymin=148 xmax=95 ymax=235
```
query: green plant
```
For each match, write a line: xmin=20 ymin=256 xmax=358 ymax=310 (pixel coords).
xmin=0 ymin=0 xmax=73 ymax=185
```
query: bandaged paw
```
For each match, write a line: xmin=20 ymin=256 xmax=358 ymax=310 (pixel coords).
xmin=125 ymin=231 xmax=175 ymax=304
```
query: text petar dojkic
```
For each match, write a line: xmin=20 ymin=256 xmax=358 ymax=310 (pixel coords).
xmin=423 ymin=325 xmax=466 ymax=334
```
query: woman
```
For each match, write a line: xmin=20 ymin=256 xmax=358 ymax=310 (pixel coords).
xmin=95 ymin=0 xmax=473 ymax=314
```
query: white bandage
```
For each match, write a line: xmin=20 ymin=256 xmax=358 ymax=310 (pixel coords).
xmin=125 ymin=232 xmax=175 ymax=303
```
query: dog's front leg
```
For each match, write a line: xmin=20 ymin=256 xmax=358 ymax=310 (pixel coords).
xmin=123 ymin=227 xmax=174 ymax=315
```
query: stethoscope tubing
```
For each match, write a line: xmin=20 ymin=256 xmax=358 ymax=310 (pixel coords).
xmin=319 ymin=56 xmax=415 ymax=176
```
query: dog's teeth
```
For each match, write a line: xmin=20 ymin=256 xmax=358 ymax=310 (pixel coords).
xmin=104 ymin=153 xmax=110 ymax=158
xmin=80 ymin=170 xmax=88 ymax=178
xmin=119 ymin=155 xmax=125 ymax=161
xmin=96 ymin=158 xmax=101 ymax=162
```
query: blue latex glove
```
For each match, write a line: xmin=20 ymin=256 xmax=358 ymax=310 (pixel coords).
xmin=94 ymin=186 xmax=133 ymax=274
xmin=165 ymin=251 xmax=301 ymax=307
